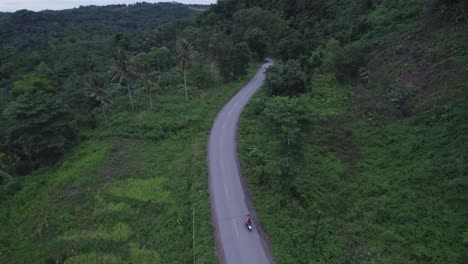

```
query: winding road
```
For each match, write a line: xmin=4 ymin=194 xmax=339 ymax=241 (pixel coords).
xmin=208 ymin=61 xmax=274 ymax=264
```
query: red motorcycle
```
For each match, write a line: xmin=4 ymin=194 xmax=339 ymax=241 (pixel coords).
xmin=246 ymin=215 xmax=252 ymax=231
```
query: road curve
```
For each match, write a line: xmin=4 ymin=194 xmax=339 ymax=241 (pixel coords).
xmin=208 ymin=61 xmax=274 ymax=264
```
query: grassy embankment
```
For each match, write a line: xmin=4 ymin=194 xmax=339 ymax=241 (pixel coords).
xmin=240 ymin=75 xmax=466 ymax=263
xmin=238 ymin=24 xmax=467 ymax=263
xmin=0 ymin=64 xmax=260 ymax=263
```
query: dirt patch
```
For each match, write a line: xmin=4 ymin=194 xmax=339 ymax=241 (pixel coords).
xmin=96 ymin=138 xmax=133 ymax=181
xmin=65 ymin=187 xmax=81 ymax=196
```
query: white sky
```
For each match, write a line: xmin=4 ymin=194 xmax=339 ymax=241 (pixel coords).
xmin=0 ymin=0 xmax=217 ymax=12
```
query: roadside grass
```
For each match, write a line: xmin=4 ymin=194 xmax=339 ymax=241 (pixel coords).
xmin=0 ymin=63 xmax=261 ymax=263
xmin=238 ymin=73 xmax=467 ymax=263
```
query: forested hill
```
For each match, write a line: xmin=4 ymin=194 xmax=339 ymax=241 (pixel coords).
xmin=0 ymin=0 xmax=466 ymax=262
xmin=0 ymin=2 xmax=202 ymax=112
xmin=204 ymin=0 xmax=466 ymax=263
xmin=0 ymin=2 xmax=199 ymax=49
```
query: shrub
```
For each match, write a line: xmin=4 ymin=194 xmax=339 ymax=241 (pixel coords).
xmin=265 ymin=60 xmax=308 ymax=96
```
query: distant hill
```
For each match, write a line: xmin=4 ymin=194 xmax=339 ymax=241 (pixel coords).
xmin=0 ymin=2 xmax=199 ymax=50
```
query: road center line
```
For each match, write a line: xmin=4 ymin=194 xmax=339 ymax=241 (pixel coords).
xmin=232 ymin=218 xmax=239 ymax=238
xmin=224 ymin=184 xmax=230 ymax=201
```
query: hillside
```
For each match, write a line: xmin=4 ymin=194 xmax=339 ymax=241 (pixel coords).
xmin=0 ymin=1 xmax=257 ymax=262
xmin=231 ymin=0 xmax=467 ymax=263
xmin=0 ymin=0 xmax=467 ymax=263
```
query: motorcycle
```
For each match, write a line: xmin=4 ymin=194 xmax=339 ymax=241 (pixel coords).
xmin=246 ymin=221 xmax=252 ymax=232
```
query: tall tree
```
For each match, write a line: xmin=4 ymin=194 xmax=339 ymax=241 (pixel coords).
xmin=111 ymin=49 xmax=136 ymax=111
xmin=176 ymin=38 xmax=194 ymax=100
xmin=86 ymin=76 xmax=112 ymax=124
xmin=133 ymin=52 xmax=157 ymax=109
xmin=149 ymin=47 xmax=171 ymax=74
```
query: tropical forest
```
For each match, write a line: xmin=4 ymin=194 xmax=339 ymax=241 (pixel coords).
xmin=0 ymin=0 xmax=466 ymax=263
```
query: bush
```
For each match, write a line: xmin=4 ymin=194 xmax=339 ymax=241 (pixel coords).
xmin=265 ymin=60 xmax=308 ymax=96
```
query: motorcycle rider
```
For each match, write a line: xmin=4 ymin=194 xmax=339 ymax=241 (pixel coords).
xmin=246 ymin=214 xmax=252 ymax=226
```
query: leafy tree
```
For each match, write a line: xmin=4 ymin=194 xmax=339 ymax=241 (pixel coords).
xmin=263 ymin=96 xmax=313 ymax=149
xmin=176 ymin=38 xmax=194 ymax=100
xmin=216 ymin=39 xmax=251 ymax=81
xmin=86 ymin=75 xmax=112 ymax=124
xmin=276 ymin=31 xmax=308 ymax=61
xmin=216 ymin=38 xmax=236 ymax=81
xmin=233 ymin=42 xmax=252 ymax=77
xmin=111 ymin=49 xmax=137 ymax=111
xmin=243 ymin=28 xmax=268 ymax=59
xmin=149 ymin=47 xmax=171 ymax=73
xmin=189 ymin=53 xmax=214 ymax=89
xmin=3 ymin=93 xmax=75 ymax=170
xmin=265 ymin=60 xmax=308 ymax=97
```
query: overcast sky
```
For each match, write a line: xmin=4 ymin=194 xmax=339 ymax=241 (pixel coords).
xmin=0 ymin=0 xmax=217 ymax=12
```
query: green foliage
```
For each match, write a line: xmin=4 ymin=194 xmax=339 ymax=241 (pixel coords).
xmin=64 ymin=252 xmax=120 ymax=264
xmin=240 ymin=74 xmax=467 ymax=263
xmin=12 ymin=74 xmax=58 ymax=95
xmin=263 ymin=96 xmax=313 ymax=148
xmin=243 ymin=28 xmax=268 ymax=60
xmin=0 ymin=63 xmax=259 ymax=263
xmin=332 ymin=42 xmax=367 ymax=83
xmin=276 ymin=31 xmax=308 ymax=62
xmin=149 ymin=47 xmax=172 ymax=72
xmin=176 ymin=38 xmax=194 ymax=100
xmin=265 ymin=61 xmax=308 ymax=96
xmin=216 ymin=40 xmax=252 ymax=81
xmin=233 ymin=42 xmax=252 ymax=76
xmin=3 ymin=92 xmax=75 ymax=171
xmin=86 ymin=75 xmax=111 ymax=108
xmin=189 ymin=54 xmax=215 ymax=89
xmin=130 ymin=243 xmax=162 ymax=264
xmin=111 ymin=49 xmax=137 ymax=111
xmin=176 ymin=38 xmax=194 ymax=71
xmin=132 ymin=52 xmax=158 ymax=109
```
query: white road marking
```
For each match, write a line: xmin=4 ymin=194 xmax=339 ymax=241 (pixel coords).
xmin=232 ymin=218 xmax=239 ymax=238
xmin=220 ymin=159 xmax=224 ymax=169
xmin=224 ymin=184 xmax=230 ymax=201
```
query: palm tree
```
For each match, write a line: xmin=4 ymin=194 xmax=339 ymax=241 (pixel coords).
xmin=176 ymin=38 xmax=194 ymax=100
xmin=133 ymin=52 xmax=156 ymax=109
xmin=86 ymin=76 xmax=112 ymax=124
xmin=111 ymin=49 xmax=137 ymax=111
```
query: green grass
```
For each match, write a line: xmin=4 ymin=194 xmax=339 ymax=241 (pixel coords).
xmin=0 ymin=63 xmax=261 ymax=263
xmin=238 ymin=73 xmax=467 ymax=263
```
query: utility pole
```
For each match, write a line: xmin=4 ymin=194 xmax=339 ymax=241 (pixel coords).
xmin=192 ymin=208 xmax=195 ymax=264
xmin=312 ymin=211 xmax=321 ymax=246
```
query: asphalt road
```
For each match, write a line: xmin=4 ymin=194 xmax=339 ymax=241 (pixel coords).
xmin=208 ymin=61 xmax=274 ymax=264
